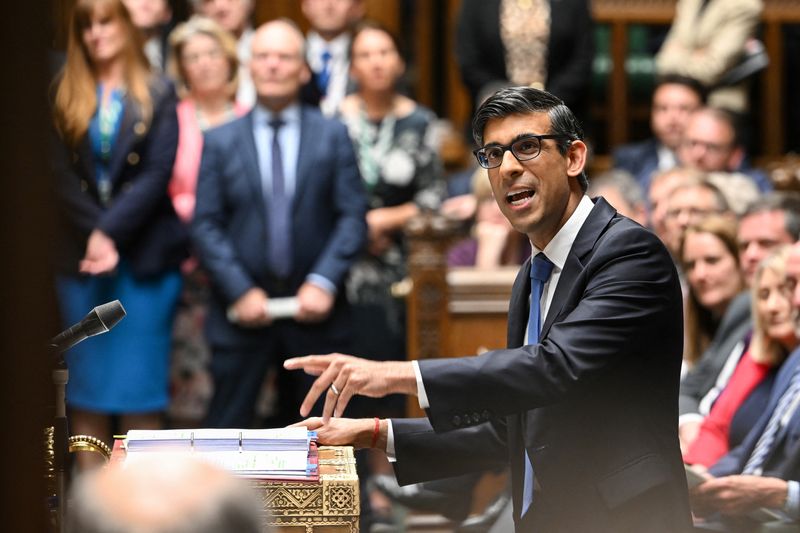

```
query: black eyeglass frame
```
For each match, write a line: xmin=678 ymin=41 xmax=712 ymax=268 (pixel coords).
xmin=472 ymin=134 xmax=573 ymax=169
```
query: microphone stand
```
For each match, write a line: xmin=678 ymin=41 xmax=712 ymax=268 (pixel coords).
xmin=52 ymin=352 xmax=69 ymax=533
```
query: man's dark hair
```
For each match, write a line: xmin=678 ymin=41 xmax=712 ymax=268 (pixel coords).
xmin=653 ymin=74 xmax=707 ymax=104
xmin=742 ymin=191 xmax=800 ymax=240
xmin=472 ymin=86 xmax=588 ymax=191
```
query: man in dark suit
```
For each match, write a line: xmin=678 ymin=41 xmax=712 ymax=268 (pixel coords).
xmin=192 ymin=19 xmax=367 ymax=428
xmin=690 ymin=243 xmax=800 ymax=529
xmin=612 ymin=74 xmax=705 ymax=193
xmin=286 ymin=87 xmax=692 ymax=532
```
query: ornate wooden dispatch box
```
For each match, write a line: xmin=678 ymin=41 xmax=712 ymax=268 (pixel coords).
xmin=110 ymin=443 xmax=359 ymax=532
xmin=254 ymin=445 xmax=360 ymax=532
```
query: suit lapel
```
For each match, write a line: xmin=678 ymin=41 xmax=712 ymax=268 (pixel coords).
xmin=240 ymin=112 xmax=266 ymax=204
xmin=540 ymin=198 xmax=616 ymax=339
xmin=106 ymin=98 xmax=138 ymax=183
xmin=507 ymin=260 xmax=531 ymax=348
xmin=293 ymin=106 xmax=315 ymax=210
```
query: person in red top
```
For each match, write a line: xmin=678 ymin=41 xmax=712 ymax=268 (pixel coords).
xmin=684 ymin=245 xmax=799 ymax=467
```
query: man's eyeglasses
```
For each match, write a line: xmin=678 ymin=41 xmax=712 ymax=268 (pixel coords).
xmin=472 ymin=134 xmax=572 ymax=169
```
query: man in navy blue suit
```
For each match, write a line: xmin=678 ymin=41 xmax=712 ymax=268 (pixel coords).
xmin=691 ymin=241 xmax=800 ymax=530
xmin=192 ymin=19 xmax=367 ymax=428
xmin=286 ymin=87 xmax=691 ymax=532
xmin=612 ymin=75 xmax=705 ymax=193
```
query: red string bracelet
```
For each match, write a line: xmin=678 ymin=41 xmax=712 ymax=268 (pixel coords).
xmin=370 ymin=417 xmax=380 ymax=448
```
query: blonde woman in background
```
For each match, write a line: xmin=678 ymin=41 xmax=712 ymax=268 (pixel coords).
xmin=680 ymin=216 xmax=747 ymax=371
xmin=165 ymin=16 xmax=247 ymax=424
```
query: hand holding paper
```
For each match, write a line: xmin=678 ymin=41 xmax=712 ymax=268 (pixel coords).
xmin=283 ymin=353 xmax=417 ymax=421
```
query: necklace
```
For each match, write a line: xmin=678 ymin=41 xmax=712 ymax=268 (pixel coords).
xmin=195 ymin=101 xmax=235 ymax=131
xmin=354 ymin=100 xmax=396 ymax=190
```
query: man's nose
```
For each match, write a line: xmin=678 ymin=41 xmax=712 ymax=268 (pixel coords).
xmin=498 ymin=149 xmax=523 ymax=177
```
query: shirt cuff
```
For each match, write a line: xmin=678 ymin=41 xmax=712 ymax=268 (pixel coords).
xmin=386 ymin=419 xmax=396 ymax=462
xmin=784 ymin=480 xmax=800 ymax=520
xmin=413 ymin=360 xmax=430 ymax=409
xmin=305 ymin=274 xmax=337 ymax=296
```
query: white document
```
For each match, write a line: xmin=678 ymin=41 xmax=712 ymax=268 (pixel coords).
xmin=226 ymin=297 xmax=299 ymax=323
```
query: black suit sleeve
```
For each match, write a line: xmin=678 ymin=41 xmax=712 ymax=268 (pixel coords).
xmin=392 ymin=416 xmax=508 ymax=486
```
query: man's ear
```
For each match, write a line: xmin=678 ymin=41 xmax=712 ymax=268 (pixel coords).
xmin=566 ymin=140 xmax=588 ymax=178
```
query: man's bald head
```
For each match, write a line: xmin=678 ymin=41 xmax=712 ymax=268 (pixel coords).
xmin=250 ymin=19 xmax=310 ymax=111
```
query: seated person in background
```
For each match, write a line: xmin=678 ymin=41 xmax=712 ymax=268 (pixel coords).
xmin=706 ymin=170 xmax=761 ymax=217
xmin=738 ymin=193 xmax=800 ymax=287
xmin=648 ymin=166 xmax=702 ymax=249
xmin=612 ymin=74 xmax=705 ymax=192
xmin=448 ymin=167 xmax=530 ymax=268
xmin=690 ymin=244 xmax=800 ymax=530
xmin=678 ymin=194 xmax=800 ymax=451
xmin=678 ymin=106 xmax=772 ymax=192
xmin=683 ymin=246 xmax=797 ymax=466
xmin=664 ymin=176 xmax=731 ymax=262
xmin=587 ymin=168 xmax=647 ymax=226
xmin=680 ymin=216 xmax=746 ymax=373
xmin=66 ymin=454 xmax=265 ymax=533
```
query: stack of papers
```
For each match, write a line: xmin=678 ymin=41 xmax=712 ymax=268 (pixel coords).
xmin=124 ymin=428 xmax=318 ymax=480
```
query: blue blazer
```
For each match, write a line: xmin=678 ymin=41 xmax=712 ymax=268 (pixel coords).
xmin=711 ymin=347 xmax=800 ymax=481
xmin=191 ymin=105 xmax=367 ymax=348
xmin=52 ymin=76 xmax=186 ymax=278
xmin=392 ymin=198 xmax=692 ymax=532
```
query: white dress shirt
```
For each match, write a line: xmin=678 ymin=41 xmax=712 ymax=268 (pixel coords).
xmin=387 ymin=195 xmax=596 ymax=459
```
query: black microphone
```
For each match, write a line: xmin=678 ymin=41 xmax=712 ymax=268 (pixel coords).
xmin=50 ymin=300 xmax=126 ymax=353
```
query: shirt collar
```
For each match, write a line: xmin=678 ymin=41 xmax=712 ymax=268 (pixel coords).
xmin=531 ymin=195 xmax=594 ymax=272
xmin=253 ymin=101 xmax=301 ymax=127
xmin=307 ymin=31 xmax=351 ymax=59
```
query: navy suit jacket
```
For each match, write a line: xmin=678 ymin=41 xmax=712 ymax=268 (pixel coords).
xmin=52 ymin=76 xmax=186 ymax=278
xmin=191 ymin=104 xmax=367 ymax=349
xmin=392 ymin=198 xmax=692 ymax=532
xmin=612 ymin=137 xmax=663 ymax=192
xmin=711 ymin=347 xmax=800 ymax=482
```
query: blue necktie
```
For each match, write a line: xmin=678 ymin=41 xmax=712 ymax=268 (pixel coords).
xmin=267 ymin=119 xmax=291 ymax=279
xmin=317 ymin=49 xmax=332 ymax=94
xmin=742 ymin=366 xmax=800 ymax=475
xmin=522 ymin=254 xmax=555 ymax=517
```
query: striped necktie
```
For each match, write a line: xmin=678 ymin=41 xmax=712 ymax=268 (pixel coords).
xmin=742 ymin=366 xmax=800 ymax=475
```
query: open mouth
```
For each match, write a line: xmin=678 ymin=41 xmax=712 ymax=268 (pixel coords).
xmin=507 ymin=190 xmax=535 ymax=206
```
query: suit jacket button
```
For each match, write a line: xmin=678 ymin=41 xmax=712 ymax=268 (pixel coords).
xmin=80 ymin=179 xmax=88 ymax=192
xmin=134 ymin=121 xmax=146 ymax=135
xmin=452 ymin=415 xmax=461 ymax=427
xmin=482 ymin=410 xmax=490 ymax=420
xmin=127 ymin=152 xmax=140 ymax=165
xmin=472 ymin=412 xmax=481 ymax=424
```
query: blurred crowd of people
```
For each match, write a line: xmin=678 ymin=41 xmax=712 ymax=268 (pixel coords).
xmin=51 ymin=0 xmax=800 ymax=530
